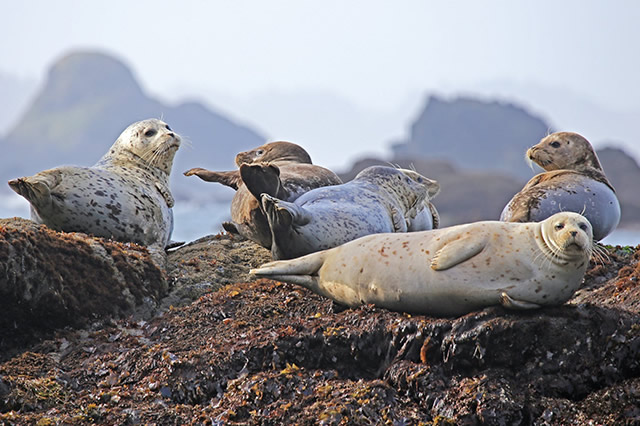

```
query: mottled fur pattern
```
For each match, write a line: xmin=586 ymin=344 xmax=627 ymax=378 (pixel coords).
xmin=263 ymin=166 xmax=436 ymax=260
xmin=8 ymin=119 xmax=180 ymax=251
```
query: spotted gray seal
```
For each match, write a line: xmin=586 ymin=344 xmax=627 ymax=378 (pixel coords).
xmin=261 ymin=166 xmax=438 ymax=260
xmin=252 ymin=212 xmax=593 ymax=317
xmin=184 ymin=141 xmax=341 ymax=247
xmin=8 ymin=119 xmax=180 ymax=252
xmin=500 ymin=132 xmax=620 ymax=241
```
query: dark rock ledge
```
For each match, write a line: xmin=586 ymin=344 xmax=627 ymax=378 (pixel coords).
xmin=0 ymin=217 xmax=639 ymax=424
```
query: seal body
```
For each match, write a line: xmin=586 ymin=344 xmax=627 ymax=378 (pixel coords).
xmin=184 ymin=141 xmax=341 ymax=247
xmin=8 ymin=119 xmax=180 ymax=250
xmin=262 ymin=166 xmax=437 ymax=260
xmin=253 ymin=212 xmax=593 ymax=317
xmin=501 ymin=132 xmax=620 ymax=241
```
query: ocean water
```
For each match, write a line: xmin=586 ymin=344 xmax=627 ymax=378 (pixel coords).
xmin=1 ymin=192 xmax=639 ymax=247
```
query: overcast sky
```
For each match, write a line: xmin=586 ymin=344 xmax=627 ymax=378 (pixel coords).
xmin=2 ymin=1 xmax=639 ymax=166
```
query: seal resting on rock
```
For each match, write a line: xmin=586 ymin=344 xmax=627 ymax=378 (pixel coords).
xmin=261 ymin=166 xmax=438 ymax=260
xmin=500 ymin=132 xmax=620 ymax=241
xmin=252 ymin=212 xmax=593 ymax=317
xmin=184 ymin=141 xmax=341 ymax=247
xmin=8 ymin=119 xmax=180 ymax=252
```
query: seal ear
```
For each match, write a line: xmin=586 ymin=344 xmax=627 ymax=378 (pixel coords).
xmin=240 ymin=163 xmax=286 ymax=200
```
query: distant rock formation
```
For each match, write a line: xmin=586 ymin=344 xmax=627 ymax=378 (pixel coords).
xmin=392 ymin=96 xmax=550 ymax=180
xmin=1 ymin=51 xmax=265 ymax=201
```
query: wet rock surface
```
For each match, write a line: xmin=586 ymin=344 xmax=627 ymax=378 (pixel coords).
xmin=0 ymin=220 xmax=639 ymax=424
xmin=0 ymin=218 xmax=166 ymax=358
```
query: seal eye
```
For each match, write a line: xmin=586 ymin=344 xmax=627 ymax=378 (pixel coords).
xmin=550 ymin=141 xmax=561 ymax=148
xmin=144 ymin=129 xmax=157 ymax=137
xmin=166 ymin=125 xmax=172 ymax=131
xmin=555 ymin=223 xmax=565 ymax=230
xmin=417 ymin=177 xmax=423 ymax=183
xmin=255 ymin=149 xmax=264 ymax=157
xmin=579 ymin=223 xmax=588 ymax=231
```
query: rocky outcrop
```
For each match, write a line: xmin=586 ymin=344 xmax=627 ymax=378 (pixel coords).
xmin=391 ymin=96 xmax=550 ymax=180
xmin=1 ymin=51 xmax=265 ymax=201
xmin=0 ymin=223 xmax=639 ymax=423
xmin=0 ymin=218 xmax=166 ymax=356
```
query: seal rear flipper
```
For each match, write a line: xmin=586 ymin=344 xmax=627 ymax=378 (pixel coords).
xmin=240 ymin=163 xmax=287 ymax=200
xmin=251 ymin=250 xmax=328 ymax=288
xmin=8 ymin=175 xmax=56 ymax=213
xmin=431 ymin=235 xmax=488 ymax=271
xmin=183 ymin=168 xmax=242 ymax=190
xmin=261 ymin=194 xmax=311 ymax=228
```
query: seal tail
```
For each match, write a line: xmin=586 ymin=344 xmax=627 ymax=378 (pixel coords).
xmin=183 ymin=168 xmax=242 ymax=190
xmin=250 ymin=250 xmax=328 ymax=289
xmin=240 ymin=163 xmax=287 ymax=200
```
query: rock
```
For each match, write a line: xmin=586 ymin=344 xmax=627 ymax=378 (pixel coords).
xmin=0 ymin=218 xmax=166 ymax=356
xmin=0 ymin=223 xmax=639 ymax=423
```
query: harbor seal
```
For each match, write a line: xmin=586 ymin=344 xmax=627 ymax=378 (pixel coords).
xmin=8 ymin=119 xmax=180 ymax=252
xmin=184 ymin=141 xmax=341 ymax=247
xmin=500 ymin=132 xmax=620 ymax=241
xmin=252 ymin=212 xmax=593 ymax=317
xmin=262 ymin=166 xmax=438 ymax=260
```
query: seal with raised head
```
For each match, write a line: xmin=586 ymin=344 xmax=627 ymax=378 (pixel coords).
xmin=8 ymin=119 xmax=181 ymax=252
xmin=184 ymin=141 xmax=341 ymax=247
xmin=252 ymin=212 xmax=593 ymax=317
xmin=500 ymin=132 xmax=620 ymax=241
xmin=261 ymin=166 xmax=438 ymax=260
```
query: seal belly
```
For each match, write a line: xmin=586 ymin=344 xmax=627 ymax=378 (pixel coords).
xmin=523 ymin=177 xmax=620 ymax=241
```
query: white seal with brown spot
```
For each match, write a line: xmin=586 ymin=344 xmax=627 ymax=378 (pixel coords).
xmin=501 ymin=132 xmax=620 ymax=240
xmin=252 ymin=212 xmax=593 ymax=317
xmin=184 ymin=141 xmax=342 ymax=247
xmin=8 ymin=119 xmax=181 ymax=252
xmin=261 ymin=165 xmax=439 ymax=260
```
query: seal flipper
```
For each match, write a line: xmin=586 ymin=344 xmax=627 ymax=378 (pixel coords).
xmin=262 ymin=194 xmax=313 ymax=259
xmin=431 ymin=235 xmax=488 ymax=271
xmin=240 ymin=163 xmax=287 ymax=200
xmin=391 ymin=207 xmax=408 ymax=232
xmin=8 ymin=171 xmax=62 ymax=216
xmin=183 ymin=168 xmax=242 ymax=190
xmin=261 ymin=194 xmax=312 ymax=228
xmin=499 ymin=292 xmax=541 ymax=310
xmin=251 ymin=251 xmax=328 ymax=290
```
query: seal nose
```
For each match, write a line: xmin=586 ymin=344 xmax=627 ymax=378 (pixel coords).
xmin=570 ymin=230 xmax=577 ymax=237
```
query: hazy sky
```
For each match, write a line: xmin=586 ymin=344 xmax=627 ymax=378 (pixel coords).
xmin=2 ymin=1 xmax=639 ymax=166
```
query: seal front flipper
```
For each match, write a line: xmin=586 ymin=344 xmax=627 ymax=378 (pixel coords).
xmin=183 ymin=168 xmax=242 ymax=190
xmin=391 ymin=207 xmax=408 ymax=232
xmin=240 ymin=163 xmax=287 ymax=200
xmin=430 ymin=235 xmax=488 ymax=271
xmin=499 ymin=292 xmax=541 ymax=310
